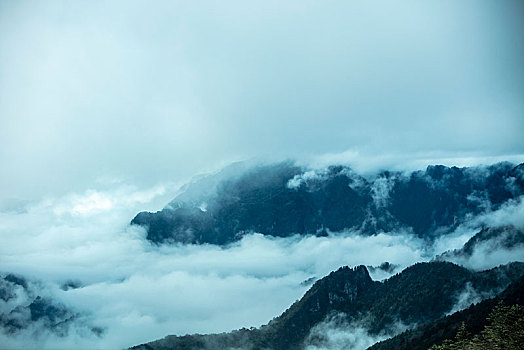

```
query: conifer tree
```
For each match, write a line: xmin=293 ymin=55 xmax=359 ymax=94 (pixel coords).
xmin=429 ymin=304 xmax=524 ymax=350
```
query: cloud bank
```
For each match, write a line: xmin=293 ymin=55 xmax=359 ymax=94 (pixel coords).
xmin=0 ymin=183 xmax=425 ymax=349
xmin=305 ymin=313 xmax=409 ymax=350
xmin=1 ymin=1 xmax=523 ymax=348
xmin=0 ymin=180 xmax=522 ymax=349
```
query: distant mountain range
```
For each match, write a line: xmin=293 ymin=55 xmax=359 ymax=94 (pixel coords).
xmin=131 ymin=261 xmax=524 ymax=350
xmin=131 ymin=162 xmax=524 ymax=245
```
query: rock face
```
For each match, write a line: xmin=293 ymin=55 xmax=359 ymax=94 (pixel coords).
xmin=130 ymin=261 xmax=524 ymax=350
xmin=131 ymin=162 xmax=524 ymax=245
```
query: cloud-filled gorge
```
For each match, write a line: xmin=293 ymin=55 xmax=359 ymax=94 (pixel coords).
xmin=1 ymin=163 xmax=524 ymax=349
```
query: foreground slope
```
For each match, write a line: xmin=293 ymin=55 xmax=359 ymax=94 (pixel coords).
xmin=131 ymin=261 xmax=524 ymax=350
xmin=368 ymin=274 xmax=524 ymax=350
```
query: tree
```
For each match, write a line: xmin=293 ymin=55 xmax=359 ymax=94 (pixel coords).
xmin=470 ymin=302 xmax=524 ymax=349
xmin=429 ymin=322 xmax=471 ymax=350
xmin=429 ymin=303 xmax=524 ymax=350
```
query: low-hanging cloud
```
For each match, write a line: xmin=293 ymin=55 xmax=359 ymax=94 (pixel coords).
xmin=304 ymin=313 xmax=409 ymax=350
xmin=1 ymin=183 xmax=523 ymax=349
xmin=0 ymin=183 xmax=422 ymax=349
xmin=446 ymin=282 xmax=484 ymax=316
xmin=1 ymin=1 xmax=523 ymax=348
xmin=434 ymin=196 xmax=524 ymax=270
xmin=440 ymin=239 xmax=524 ymax=272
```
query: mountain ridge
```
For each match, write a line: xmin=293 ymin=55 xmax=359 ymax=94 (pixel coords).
xmin=131 ymin=162 xmax=524 ymax=245
xmin=130 ymin=261 xmax=524 ymax=350
xmin=368 ymin=273 xmax=524 ymax=350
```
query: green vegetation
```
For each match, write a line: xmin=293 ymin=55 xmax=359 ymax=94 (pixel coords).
xmin=369 ymin=273 xmax=524 ymax=350
xmin=429 ymin=303 xmax=524 ymax=350
xmin=132 ymin=262 xmax=524 ymax=350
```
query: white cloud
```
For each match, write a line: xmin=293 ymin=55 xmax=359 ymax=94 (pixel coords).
xmin=470 ymin=196 xmax=524 ymax=229
xmin=0 ymin=184 xmax=430 ymax=349
xmin=1 ymin=0 xmax=523 ymax=347
xmin=442 ymin=242 xmax=524 ymax=272
xmin=1 ymin=184 xmax=523 ymax=348
xmin=287 ymin=170 xmax=329 ymax=190
xmin=446 ymin=282 xmax=484 ymax=316
xmin=1 ymin=1 xmax=524 ymax=201
xmin=434 ymin=196 xmax=524 ymax=270
xmin=371 ymin=176 xmax=396 ymax=208
xmin=305 ymin=313 xmax=409 ymax=350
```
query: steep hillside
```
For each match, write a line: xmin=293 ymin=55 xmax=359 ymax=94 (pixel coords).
xmin=368 ymin=274 xmax=524 ymax=350
xmin=131 ymin=162 xmax=524 ymax=245
xmin=130 ymin=261 xmax=524 ymax=350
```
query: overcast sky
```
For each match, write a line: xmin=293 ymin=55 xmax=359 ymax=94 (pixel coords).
xmin=1 ymin=0 xmax=523 ymax=200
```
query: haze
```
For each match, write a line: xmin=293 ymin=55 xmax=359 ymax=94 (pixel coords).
xmin=1 ymin=2 xmax=524 ymax=348
xmin=1 ymin=0 xmax=523 ymax=201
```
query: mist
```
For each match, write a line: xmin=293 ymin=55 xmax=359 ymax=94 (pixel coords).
xmin=1 ymin=1 xmax=524 ymax=349
xmin=1 ymin=177 xmax=522 ymax=349
xmin=304 ymin=313 xmax=408 ymax=350
xmin=1 ymin=0 xmax=524 ymax=201
xmin=0 ymin=183 xmax=425 ymax=349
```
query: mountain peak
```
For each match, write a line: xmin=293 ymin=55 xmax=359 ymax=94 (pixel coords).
xmin=131 ymin=161 xmax=524 ymax=245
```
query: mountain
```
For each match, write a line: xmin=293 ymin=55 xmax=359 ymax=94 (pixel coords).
xmin=130 ymin=261 xmax=524 ymax=350
xmin=0 ymin=273 xmax=103 ymax=338
xmin=368 ymin=273 xmax=524 ymax=350
xmin=131 ymin=162 xmax=524 ymax=245
xmin=438 ymin=225 xmax=524 ymax=262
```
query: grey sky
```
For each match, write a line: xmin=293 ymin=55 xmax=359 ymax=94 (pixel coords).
xmin=1 ymin=0 xmax=523 ymax=200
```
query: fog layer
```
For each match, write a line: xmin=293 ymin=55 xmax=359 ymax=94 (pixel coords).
xmin=1 ymin=180 xmax=523 ymax=349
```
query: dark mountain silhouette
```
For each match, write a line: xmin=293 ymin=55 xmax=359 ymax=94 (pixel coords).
xmin=130 ymin=261 xmax=524 ymax=350
xmin=131 ymin=162 xmax=524 ymax=245
xmin=368 ymin=273 xmax=524 ymax=350
xmin=438 ymin=225 xmax=524 ymax=262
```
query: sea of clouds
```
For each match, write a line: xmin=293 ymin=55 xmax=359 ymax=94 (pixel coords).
xmin=1 ymin=178 xmax=523 ymax=349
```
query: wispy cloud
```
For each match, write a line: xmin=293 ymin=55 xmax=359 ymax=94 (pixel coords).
xmin=305 ymin=313 xmax=409 ymax=350
xmin=1 ymin=1 xmax=523 ymax=200
xmin=0 ymin=184 xmax=423 ymax=349
xmin=1 ymin=182 xmax=523 ymax=348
